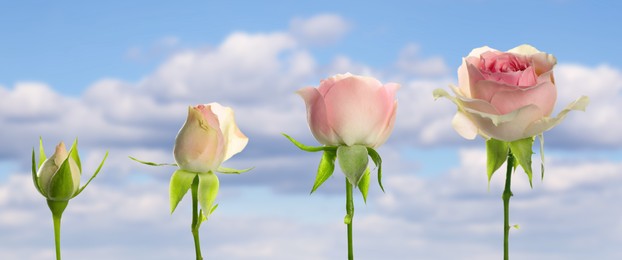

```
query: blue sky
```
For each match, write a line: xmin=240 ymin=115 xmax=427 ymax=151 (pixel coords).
xmin=1 ymin=1 xmax=622 ymax=259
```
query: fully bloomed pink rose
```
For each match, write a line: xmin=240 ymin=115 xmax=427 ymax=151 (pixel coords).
xmin=297 ymin=73 xmax=399 ymax=148
xmin=435 ymin=44 xmax=588 ymax=142
xmin=173 ymin=103 xmax=248 ymax=173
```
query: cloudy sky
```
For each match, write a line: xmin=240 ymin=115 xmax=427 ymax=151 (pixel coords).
xmin=1 ymin=0 xmax=621 ymax=259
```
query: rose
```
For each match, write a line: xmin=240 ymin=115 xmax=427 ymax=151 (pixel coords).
xmin=297 ymin=73 xmax=399 ymax=148
xmin=290 ymin=73 xmax=399 ymax=257
xmin=173 ymin=103 xmax=248 ymax=173
xmin=32 ymin=139 xmax=108 ymax=260
xmin=36 ymin=142 xmax=81 ymax=201
xmin=435 ymin=44 xmax=589 ymax=142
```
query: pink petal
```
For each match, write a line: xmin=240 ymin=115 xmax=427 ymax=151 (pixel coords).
xmin=470 ymin=77 xmax=518 ymax=103
xmin=323 ymin=77 xmax=388 ymax=146
xmin=318 ymin=73 xmax=354 ymax=96
xmin=490 ymin=81 xmax=557 ymax=115
xmin=517 ymin=66 xmax=537 ymax=86
xmin=457 ymin=58 xmax=474 ymax=98
xmin=296 ymin=87 xmax=340 ymax=145
xmin=371 ymin=100 xmax=398 ymax=148
xmin=174 ymin=106 xmax=225 ymax=173
xmin=457 ymin=95 xmax=502 ymax=115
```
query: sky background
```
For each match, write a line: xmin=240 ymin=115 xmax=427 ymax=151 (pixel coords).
xmin=1 ymin=0 xmax=621 ymax=259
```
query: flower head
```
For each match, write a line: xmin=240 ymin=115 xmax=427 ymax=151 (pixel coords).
xmin=435 ymin=44 xmax=588 ymax=142
xmin=297 ymin=73 xmax=399 ymax=148
xmin=173 ymin=103 xmax=248 ymax=173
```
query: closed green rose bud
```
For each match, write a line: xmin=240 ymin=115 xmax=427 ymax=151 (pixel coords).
xmin=36 ymin=142 xmax=81 ymax=201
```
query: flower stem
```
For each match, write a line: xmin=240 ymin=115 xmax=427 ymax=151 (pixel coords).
xmin=191 ymin=176 xmax=203 ymax=260
xmin=502 ymin=151 xmax=514 ymax=260
xmin=47 ymin=200 xmax=68 ymax=260
xmin=345 ymin=178 xmax=354 ymax=260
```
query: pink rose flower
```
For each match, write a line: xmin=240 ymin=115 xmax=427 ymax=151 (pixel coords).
xmin=174 ymin=103 xmax=248 ymax=173
xmin=297 ymin=73 xmax=399 ymax=148
xmin=435 ymin=44 xmax=589 ymax=142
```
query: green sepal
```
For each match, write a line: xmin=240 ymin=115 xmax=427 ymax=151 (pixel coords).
xmin=486 ymin=138 xmax=509 ymax=185
xmin=69 ymin=139 xmax=82 ymax=174
xmin=198 ymin=172 xmax=220 ymax=218
xmin=508 ymin=137 xmax=535 ymax=187
xmin=337 ymin=145 xmax=369 ymax=186
xmin=199 ymin=204 xmax=219 ymax=224
xmin=357 ymin=168 xmax=371 ymax=203
xmin=73 ymin=151 xmax=109 ymax=198
xmin=366 ymin=147 xmax=385 ymax=192
xmin=310 ymin=150 xmax=336 ymax=194
xmin=209 ymin=204 xmax=219 ymax=215
xmin=169 ymin=169 xmax=197 ymax=214
xmin=47 ymin=156 xmax=76 ymax=201
xmin=31 ymin=148 xmax=45 ymax=196
xmin=198 ymin=209 xmax=206 ymax=226
xmin=129 ymin=156 xmax=178 ymax=167
xmin=216 ymin=166 xmax=254 ymax=174
xmin=38 ymin=137 xmax=47 ymax=169
xmin=282 ymin=133 xmax=337 ymax=152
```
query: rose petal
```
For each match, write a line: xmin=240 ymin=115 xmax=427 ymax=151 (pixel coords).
xmin=207 ymin=103 xmax=249 ymax=162
xmin=467 ymin=46 xmax=498 ymax=58
xmin=524 ymin=96 xmax=589 ymax=137
xmin=174 ymin=106 xmax=225 ymax=173
xmin=507 ymin=44 xmax=541 ymax=56
xmin=371 ymin=100 xmax=398 ymax=148
xmin=445 ymin=85 xmax=499 ymax=114
xmin=324 ymin=77 xmax=387 ymax=146
xmin=464 ymin=104 xmax=545 ymax=141
xmin=457 ymin=60 xmax=472 ymax=98
xmin=451 ymin=111 xmax=478 ymax=140
xmin=531 ymin=53 xmax=557 ymax=76
xmin=490 ymin=81 xmax=557 ymax=115
xmin=318 ymin=73 xmax=354 ymax=96
xmin=469 ymin=75 xmax=518 ymax=102
xmin=517 ymin=66 xmax=537 ymax=86
xmin=296 ymin=87 xmax=341 ymax=145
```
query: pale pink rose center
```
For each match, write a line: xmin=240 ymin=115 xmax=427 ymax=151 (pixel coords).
xmin=478 ymin=52 xmax=537 ymax=87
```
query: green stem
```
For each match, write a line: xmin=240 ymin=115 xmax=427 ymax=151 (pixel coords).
xmin=47 ymin=200 xmax=68 ymax=260
xmin=502 ymin=151 xmax=514 ymax=260
xmin=345 ymin=178 xmax=354 ymax=260
xmin=191 ymin=176 xmax=203 ymax=260
xmin=53 ymin=214 xmax=62 ymax=260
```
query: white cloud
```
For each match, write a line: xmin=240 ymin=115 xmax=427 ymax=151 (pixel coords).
xmin=138 ymin=32 xmax=314 ymax=104
xmin=396 ymin=43 xmax=449 ymax=77
xmin=548 ymin=64 xmax=622 ymax=147
xmin=290 ymin=14 xmax=350 ymax=46
xmin=0 ymin=82 xmax=76 ymax=120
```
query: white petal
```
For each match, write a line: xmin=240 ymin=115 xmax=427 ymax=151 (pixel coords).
xmin=523 ymin=96 xmax=589 ymax=137
xmin=451 ymin=112 xmax=478 ymax=140
xmin=507 ymin=44 xmax=541 ymax=55
xmin=207 ymin=103 xmax=248 ymax=162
